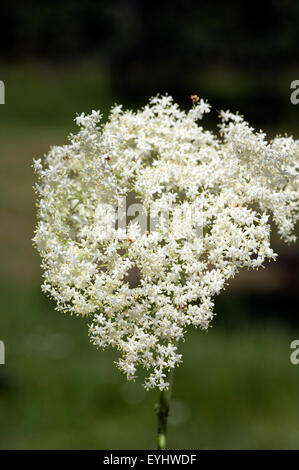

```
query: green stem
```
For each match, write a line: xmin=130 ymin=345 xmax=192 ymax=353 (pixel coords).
xmin=155 ymin=369 xmax=174 ymax=450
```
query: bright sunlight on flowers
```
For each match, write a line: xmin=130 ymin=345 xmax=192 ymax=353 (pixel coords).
xmin=33 ymin=95 xmax=299 ymax=390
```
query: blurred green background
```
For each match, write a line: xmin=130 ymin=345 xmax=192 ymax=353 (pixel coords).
xmin=0 ymin=1 xmax=299 ymax=449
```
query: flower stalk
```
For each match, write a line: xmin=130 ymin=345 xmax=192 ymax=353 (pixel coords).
xmin=155 ymin=369 xmax=174 ymax=450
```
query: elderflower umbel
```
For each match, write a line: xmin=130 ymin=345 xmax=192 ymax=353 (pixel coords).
xmin=33 ymin=95 xmax=299 ymax=389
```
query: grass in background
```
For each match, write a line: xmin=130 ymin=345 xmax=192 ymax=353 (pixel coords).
xmin=1 ymin=281 xmax=299 ymax=449
xmin=0 ymin=61 xmax=112 ymax=129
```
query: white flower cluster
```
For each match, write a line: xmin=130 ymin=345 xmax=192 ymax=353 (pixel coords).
xmin=33 ymin=95 xmax=299 ymax=389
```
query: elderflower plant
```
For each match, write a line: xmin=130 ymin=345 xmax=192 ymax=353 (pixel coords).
xmin=33 ymin=95 xmax=299 ymax=390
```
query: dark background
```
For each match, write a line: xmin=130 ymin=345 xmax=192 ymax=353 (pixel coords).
xmin=0 ymin=0 xmax=298 ymax=449
xmin=1 ymin=0 xmax=299 ymax=130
